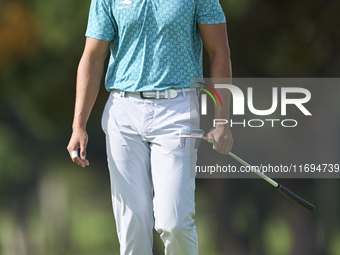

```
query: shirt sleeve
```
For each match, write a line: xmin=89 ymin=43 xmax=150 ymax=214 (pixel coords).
xmin=196 ymin=0 xmax=226 ymax=24
xmin=85 ymin=0 xmax=117 ymax=41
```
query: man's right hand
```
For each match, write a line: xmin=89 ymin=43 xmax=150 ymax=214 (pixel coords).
xmin=67 ymin=128 xmax=90 ymax=168
xmin=67 ymin=38 xmax=111 ymax=167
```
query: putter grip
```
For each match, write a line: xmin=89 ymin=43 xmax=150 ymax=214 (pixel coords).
xmin=277 ymin=184 xmax=315 ymax=212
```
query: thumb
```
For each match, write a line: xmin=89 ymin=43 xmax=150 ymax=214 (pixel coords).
xmin=207 ymin=131 xmax=215 ymax=142
xmin=210 ymin=135 xmax=221 ymax=150
xmin=80 ymin=141 xmax=87 ymax=160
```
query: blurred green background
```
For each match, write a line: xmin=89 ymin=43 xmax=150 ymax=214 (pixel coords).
xmin=0 ymin=0 xmax=340 ymax=254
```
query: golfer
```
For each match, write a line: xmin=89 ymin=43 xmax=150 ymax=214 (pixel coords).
xmin=67 ymin=0 xmax=233 ymax=254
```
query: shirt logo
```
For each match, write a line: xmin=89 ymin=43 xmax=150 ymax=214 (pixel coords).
xmin=118 ymin=0 xmax=134 ymax=9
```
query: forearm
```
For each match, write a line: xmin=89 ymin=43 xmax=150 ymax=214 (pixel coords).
xmin=72 ymin=56 xmax=104 ymax=130
xmin=209 ymin=48 xmax=232 ymax=123
xmin=198 ymin=22 xmax=233 ymax=154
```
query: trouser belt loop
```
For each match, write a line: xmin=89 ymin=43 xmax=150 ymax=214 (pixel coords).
xmin=120 ymin=91 xmax=125 ymax=97
xmin=196 ymin=88 xmax=200 ymax=97
xmin=182 ymin=88 xmax=186 ymax=98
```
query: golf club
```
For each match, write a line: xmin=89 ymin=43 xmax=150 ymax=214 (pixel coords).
xmin=179 ymin=128 xmax=315 ymax=212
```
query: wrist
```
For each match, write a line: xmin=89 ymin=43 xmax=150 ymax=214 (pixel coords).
xmin=214 ymin=123 xmax=230 ymax=130
xmin=72 ymin=124 xmax=86 ymax=132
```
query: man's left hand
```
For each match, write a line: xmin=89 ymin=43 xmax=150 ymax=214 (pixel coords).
xmin=206 ymin=125 xmax=233 ymax=155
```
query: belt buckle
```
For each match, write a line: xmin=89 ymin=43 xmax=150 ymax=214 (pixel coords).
xmin=140 ymin=89 xmax=178 ymax=99
xmin=140 ymin=91 xmax=160 ymax=99
xmin=140 ymin=92 xmax=148 ymax=99
xmin=140 ymin=92 xmax=158 ymax=99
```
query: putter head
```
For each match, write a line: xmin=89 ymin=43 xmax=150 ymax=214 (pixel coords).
xmin=179 ymin=128 xmax=204 ymax=149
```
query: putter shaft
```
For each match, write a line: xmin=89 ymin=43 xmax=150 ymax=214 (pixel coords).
xmin=202 ymin=136 xmax=315 ymax=212
xmin=203 ymin=136 xmax=278 ymax=187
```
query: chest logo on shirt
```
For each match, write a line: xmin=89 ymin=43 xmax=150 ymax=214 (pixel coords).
xmin=118 ymin=0 xmax=134 ymax=9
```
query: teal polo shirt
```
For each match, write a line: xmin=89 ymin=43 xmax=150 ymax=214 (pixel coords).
xmin=85 ymin=0 xmax=226 ymax=92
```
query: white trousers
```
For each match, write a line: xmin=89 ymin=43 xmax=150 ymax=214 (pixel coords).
xmin=101 ymin=90 xmax=200 ymax=255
